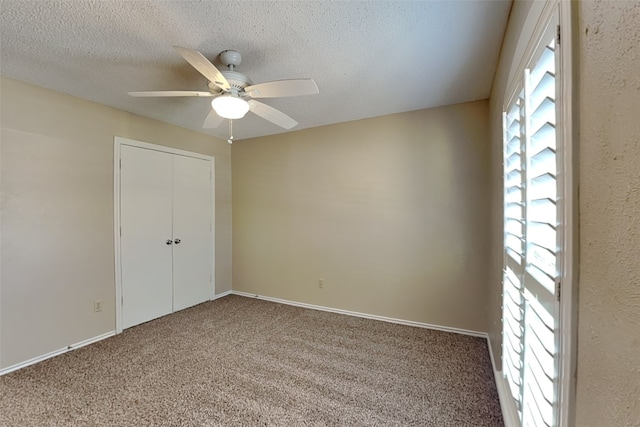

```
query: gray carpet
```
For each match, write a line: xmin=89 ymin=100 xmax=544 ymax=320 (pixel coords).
xmin=0 ymin=295 xmax=503 ymax=426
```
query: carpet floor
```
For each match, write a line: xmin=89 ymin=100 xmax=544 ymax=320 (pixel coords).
xmin=0 ymin=295 xmax=503 ymax=426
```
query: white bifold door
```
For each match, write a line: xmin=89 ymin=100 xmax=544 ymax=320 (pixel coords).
xmin=120 ymin=144 xmax=213 ymax=330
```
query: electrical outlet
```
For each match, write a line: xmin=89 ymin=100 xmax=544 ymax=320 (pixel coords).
xmin=94 ymin=300 xmax=103 ymax=313
xmin=318 ymin=278 xmax=324 ymax=289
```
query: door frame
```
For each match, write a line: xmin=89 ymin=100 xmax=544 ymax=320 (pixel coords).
xmin=113 ymin=137 xmax=215 ymax=334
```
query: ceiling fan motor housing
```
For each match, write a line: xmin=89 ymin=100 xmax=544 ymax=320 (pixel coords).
xmin=208 ymin=71 xmax=252 ymax=95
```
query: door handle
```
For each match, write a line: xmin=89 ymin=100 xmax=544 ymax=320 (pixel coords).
xmin=166 ymin=239 xmax=173 ymax=245
xmin=174 ymin=239 xmax=181 ymax=245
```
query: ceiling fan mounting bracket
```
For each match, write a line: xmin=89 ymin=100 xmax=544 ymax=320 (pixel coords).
xmin=220 ymin=50 xmax=242 ymax=69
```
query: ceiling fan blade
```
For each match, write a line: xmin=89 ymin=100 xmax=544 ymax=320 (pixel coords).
xmin=248 ymin=100 xmax=298 ymax=129
xmin=173 ymin=46 xmax=231 ymax=91
xmin=203 ymin=109 xmax=224 ymax=129
xmin=245 ymin=79 xmax=319 ymax=98
xmin=128 ymin=91 xmax=215 ymax=97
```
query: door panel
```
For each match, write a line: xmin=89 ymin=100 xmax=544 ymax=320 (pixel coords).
xmin=120 ymin=146 xmax=174 ymax=328
xmin=172 ymin=154 xmax=213 ymax=311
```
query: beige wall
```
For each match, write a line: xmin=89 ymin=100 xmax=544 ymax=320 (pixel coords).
xmin=0 ymin=77 xmax=232 ymax=369
xmin=232 ymin=101 xmax=491 ymax=332
xmin=576 ymin=1 xmax=640 ymax=425
xmin=489 ymin=1 xmax=640 ymax=425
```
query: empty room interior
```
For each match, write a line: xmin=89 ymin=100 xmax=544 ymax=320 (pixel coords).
xmin=0 ymin=1 xmax=638 ymax=426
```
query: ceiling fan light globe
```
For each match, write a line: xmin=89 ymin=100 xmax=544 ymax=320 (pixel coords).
xmin=211 ymin=95 xmax=249 ymax=119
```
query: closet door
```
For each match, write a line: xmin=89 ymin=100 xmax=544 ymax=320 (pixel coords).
xmin=120 ymin=146 xmax=174 ymax=329
xmin=172 ymin=154 xmax=213 ymax=311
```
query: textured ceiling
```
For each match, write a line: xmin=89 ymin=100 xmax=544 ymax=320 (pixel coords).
xmin=0 ymin=0 xmax=512 ymax=141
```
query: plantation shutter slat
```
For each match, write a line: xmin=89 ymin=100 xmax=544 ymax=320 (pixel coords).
xmin=529 ymin=46 xmax=555 ymax=89
xmin=523 ymin=272 xmax=557 ymax=315
xmin=507 ymin=172 xmax=522 ymax=188
xmin=508 ymin=120 xmax=521 ymax=138
xmin=528 ymin=199 xmax=556 ymax=224
xmin=531 ymin=123 xmax=556 ymax=152
xmin=529 ymin=97 xmax=556 ymax=134
xmin=530 ymin=72 xmax=555 ymax=110
xmin=529 ymin=174 xmax=556 ymax=201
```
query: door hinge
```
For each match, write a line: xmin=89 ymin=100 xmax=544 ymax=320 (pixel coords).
xmin=119 ymin=159 xmax=122 ymax=169
xmin=556 ymin=280 xmax=561 ymax=302
xmin=119 ymin=227 xmax=122 ymax=237
xmin=557 ymin=24 xmax=561 ymax=45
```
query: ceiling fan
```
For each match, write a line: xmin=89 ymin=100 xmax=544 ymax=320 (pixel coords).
xmin=128 ymin=46 xmax=319 ymax=135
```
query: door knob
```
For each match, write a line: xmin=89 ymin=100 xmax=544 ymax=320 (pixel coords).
xmin=166 ymin=239 xmax=173 ymax=245
xmin=174 ymin=239 xmax=181 ymax=244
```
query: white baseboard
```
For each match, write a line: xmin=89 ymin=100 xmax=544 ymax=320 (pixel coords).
xmin=230 ymin=291 xmax=487 ymax=338
xmin=0 ymin=331 xmax=116 ymax=376
xmin=487 ymin=335 xmax=520 ymax=427
xmin=212 ymin=290 xmax=232 ymax=300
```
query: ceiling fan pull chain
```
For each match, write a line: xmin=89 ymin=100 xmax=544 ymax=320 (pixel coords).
xmin=227 ymin=119 xmax=234 ymax=144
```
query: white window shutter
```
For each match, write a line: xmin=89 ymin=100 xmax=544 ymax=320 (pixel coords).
xmin=503 ymin=96 xmax=525 ymax=409
xmin=502 ymin=11 xmax=561 ymax=427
